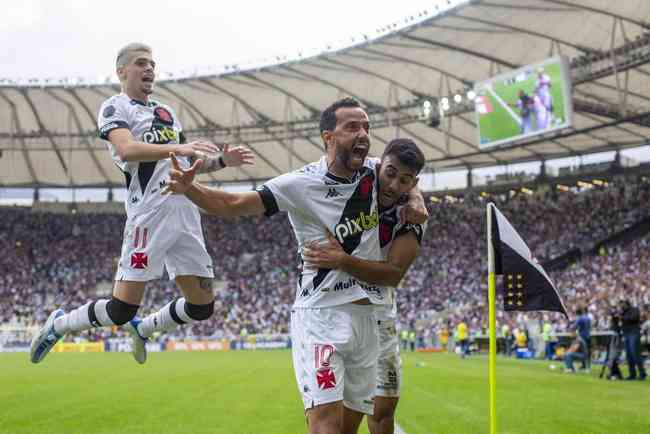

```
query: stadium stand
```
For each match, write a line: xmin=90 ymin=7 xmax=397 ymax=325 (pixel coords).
xmin=2 ymin=173 xmax=648 ymax=343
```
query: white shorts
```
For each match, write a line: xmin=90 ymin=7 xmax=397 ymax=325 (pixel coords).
xmin=375 ymin=318 xmax=401 ymax=397
xmin=115 ymin=198 xmax=214 ymax=282
xmin=291 ymin=303 xmax=379 ymax=415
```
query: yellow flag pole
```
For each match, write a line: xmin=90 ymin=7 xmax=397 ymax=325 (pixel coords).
xmin=487 ymin=203 xmax=497 ymax=434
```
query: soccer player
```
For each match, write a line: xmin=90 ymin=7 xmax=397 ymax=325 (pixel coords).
xmin=535 ymin=68 xmax=553 ymax=114
xmin=30 ymin=42 xmax=254 ymax=365
xmin=532 ymin=92 xmax=550 ymax=131
xmin=511 ymin=90 xmax=533 ymax=134
xmin=456 ymin=319 xmax=469 ymax=358
xmin=302 ymin=138 xmax=426 ymax=434
xmin=163 ymin=97 xmax=428 ymax=434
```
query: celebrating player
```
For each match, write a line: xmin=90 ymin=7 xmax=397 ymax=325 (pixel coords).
xmin=535 ymin=68 xmax=553 ymax=114
xmin=163 ymin=98 xmax=427 ymax=434
xmin=30 ymin=42 xmax=254 ymax=365
xmin=511 ymin=90 xmax=533 ymax=135
xmin=302 ymin=138 xmax=426 ymax=434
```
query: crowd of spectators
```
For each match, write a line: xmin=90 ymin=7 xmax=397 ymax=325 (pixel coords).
xmin=1 ymin=174 xmax=648 ymax=342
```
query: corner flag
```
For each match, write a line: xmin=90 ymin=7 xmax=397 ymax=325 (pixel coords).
xmin=486 ymin=203 xmax=569 ymax=434
xmin=490 ymin=203 xmax=568 ymax=317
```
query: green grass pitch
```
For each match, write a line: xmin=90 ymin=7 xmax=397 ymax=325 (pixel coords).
xmin=477 ymin=62 xmax=568 ymax=147
xmin=1 ymin=351 xmax=648 ymax=434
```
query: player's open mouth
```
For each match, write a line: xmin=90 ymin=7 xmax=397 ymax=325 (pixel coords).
xmin=142 ymin=76 xmax=154 ymax=83
xmin=351 ymin=143 xmax=368 ymax=161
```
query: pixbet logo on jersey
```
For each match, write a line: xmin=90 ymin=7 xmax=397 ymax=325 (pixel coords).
xmin=334 ymin=209 xmax=379 ymax=243
xmin=143 ymin=107 xmax=179 ymax=144
xmin=143 ymin=126 xmax=179 ymax=144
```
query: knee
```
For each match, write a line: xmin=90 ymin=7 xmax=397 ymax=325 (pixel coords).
xmin=185 ymin=301 xmax=214 ymax=321
xmin=107 ymin=297 xmax=139 ymax=326
xmin=371 ymin=408 xmax=396 ymax=428
xmin=308 ymin=404 xmax=341 ymax=434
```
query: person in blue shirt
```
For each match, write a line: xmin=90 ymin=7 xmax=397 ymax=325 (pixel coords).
xmin=575 ymin=307 xmax=592 ymax=371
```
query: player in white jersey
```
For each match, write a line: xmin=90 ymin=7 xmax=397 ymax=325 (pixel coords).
xmin=163 ymin=98 xmax=427 ymax=434
xmin=535 ymin=69 xmax=553 ymax=113
xmin=30 ymin=42 xmax=253 ymax=365
xmin=303 ymin=138 xmax=426 ymax=434
xmin=532 ymin=93 xmax=550 ymax=131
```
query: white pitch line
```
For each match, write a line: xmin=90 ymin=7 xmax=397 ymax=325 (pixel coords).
xmin=395 ymin=421 xmax=408 ymax=434
xmin=486 ymin=85 xmax=522 ymax=125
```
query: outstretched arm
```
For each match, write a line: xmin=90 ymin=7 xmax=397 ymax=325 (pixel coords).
xmin=164 ymin=153 xmax=265 ymax=218
xmin=107 ymin=128 xmax=219 ymax=162
xmin=303 ymin=230 xmax=420 ymax=287
xmin=194 ymin=143 xmax=255 ymax=174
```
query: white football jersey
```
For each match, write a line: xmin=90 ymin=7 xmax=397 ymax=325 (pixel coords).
xmin=258 ymin=156 xmax=383 ymax=308
xmin=374 ymin=203 xmax=426 ymax=320
xmin=97 ymin=93 xmax=193 ymax=215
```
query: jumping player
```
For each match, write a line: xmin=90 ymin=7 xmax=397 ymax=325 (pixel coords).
xmin=30 ymin=42 xmax=254 ymax=365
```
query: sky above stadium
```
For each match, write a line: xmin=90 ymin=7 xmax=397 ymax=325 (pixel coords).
xmin=1 ymin=0 xmax=439 ymax=80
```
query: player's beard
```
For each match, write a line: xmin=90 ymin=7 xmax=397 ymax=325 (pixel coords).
xmin=335 ymin=142 xmax=368 ymax=174
xmin=141 ymin=82 xmax=154 ymax=95
xmin=334 ymin=146 xmax=355 ymax=174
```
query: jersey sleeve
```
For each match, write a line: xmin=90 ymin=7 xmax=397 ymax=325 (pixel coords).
xmin=256 ymin=171 xmax=309 ymax=217
xmin=394 ymin=206 xmax=427 ymax=245
xmin=97 ymin=98 xmax=130 ymax=140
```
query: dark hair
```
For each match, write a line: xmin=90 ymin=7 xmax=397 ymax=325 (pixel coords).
xmin=319 ymin=97 xmax=362 ymax=135
xmin=382 ymin=138 xmax=425 ymax=174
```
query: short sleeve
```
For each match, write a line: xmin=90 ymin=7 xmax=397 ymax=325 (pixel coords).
xmin=395 ymin=222 xmax=425 ymax=245
xmin=97 ymin=98 xmax=129 ymax=140
xmin=256 ymin=171 xmax=309 ymax=217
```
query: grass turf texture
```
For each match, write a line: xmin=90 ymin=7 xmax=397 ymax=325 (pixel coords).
xmin=1 ymin=351 xmax=648 ymax=434
xmin=477 ymin=62 xmax=567 ymax=146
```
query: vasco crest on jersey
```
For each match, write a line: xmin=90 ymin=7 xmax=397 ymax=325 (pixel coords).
xmin=142 ymin=107 xmax=179 ymax=144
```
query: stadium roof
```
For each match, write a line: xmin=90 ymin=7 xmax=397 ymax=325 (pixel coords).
xmin=1 ymin=0 xmax=650 ymax=187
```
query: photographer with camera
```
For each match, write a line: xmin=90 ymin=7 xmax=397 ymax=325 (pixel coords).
xmin=601 ymin=309 xmax=624 ymax=380
xmin=620 ymin=299 xmax=647 ymax=381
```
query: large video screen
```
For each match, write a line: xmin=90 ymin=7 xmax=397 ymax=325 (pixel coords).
xmin=474 ymin=56 xmax=573 ymax=149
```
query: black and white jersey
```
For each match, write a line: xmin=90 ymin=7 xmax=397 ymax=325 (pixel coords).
xmin=97 ymin=93 xmax=192 ymax=215
xmin=374 ymin=202 xmax=426 ymax=320
xmin=258 ymin=156 xmax=382 ymax=308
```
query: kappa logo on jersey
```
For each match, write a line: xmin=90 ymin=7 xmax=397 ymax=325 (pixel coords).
xmin=130 ymin=252 xmax=148 ymax=269
xmin=333 ymin=209 xmax=378 ymax=243
xmin=325 ymin=187 xmax=342 ymax=198
xmin=405 ymin=223 xmax=423 ymax=238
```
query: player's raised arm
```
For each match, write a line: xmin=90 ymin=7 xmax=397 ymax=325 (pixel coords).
xmin=164 ymin=153 xmax=265 ymax=218
xmin=107 ymin=128 xmax=219 ymax=162
xmin=303 ymin=229 xmax=421 ymax=287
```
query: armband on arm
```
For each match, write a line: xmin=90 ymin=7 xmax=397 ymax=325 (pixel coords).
xmin=191 ymin=154 xmax=226 ymax=173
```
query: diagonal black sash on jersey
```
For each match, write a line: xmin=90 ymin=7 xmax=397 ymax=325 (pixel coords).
xmin=310 ymin=168 xmax=376 ymax=292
